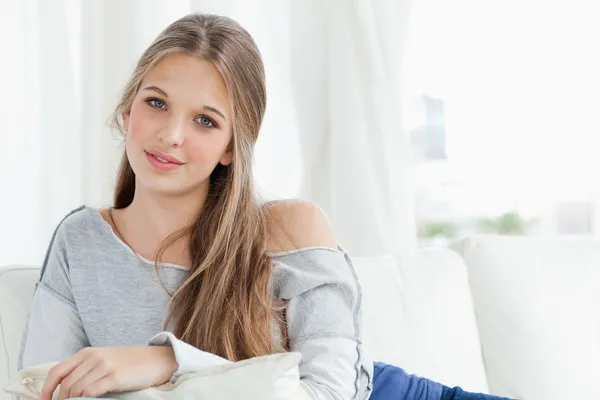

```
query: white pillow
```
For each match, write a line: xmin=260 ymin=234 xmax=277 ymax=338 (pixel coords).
xmin=4 ymin=352 xmax=302 ymax=400
xmin=451 ymin=236 xmax=600 ymax=399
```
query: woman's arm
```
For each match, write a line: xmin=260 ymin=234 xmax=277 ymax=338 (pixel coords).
xmin=266 ymin=200 xmax=366 ymax=400
xmin=26 ymin=213 xmax=180 ymax=400
xmin=19 ymin=214 xmax=90 ymax=369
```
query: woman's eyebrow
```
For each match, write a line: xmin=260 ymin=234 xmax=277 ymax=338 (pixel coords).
xmin=142 ymin=85 xmax=169 ymax=97
xmin=203 ymin=105 xmax=226 ymax=121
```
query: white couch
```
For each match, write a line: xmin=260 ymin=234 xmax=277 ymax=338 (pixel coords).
xmin=1 ymin=235 xmax=599 ymax=400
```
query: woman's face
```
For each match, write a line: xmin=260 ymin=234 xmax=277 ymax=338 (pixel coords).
xmin=123 ymin=53 xmax=233 ymax=197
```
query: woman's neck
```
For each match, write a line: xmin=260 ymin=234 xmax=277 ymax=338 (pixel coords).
xmin=120 ymin=182 xmax=208 ymax=248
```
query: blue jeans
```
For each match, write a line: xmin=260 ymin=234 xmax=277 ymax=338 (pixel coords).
xmin=371 ymin=362 xmax=515 ymax=400
xmin=440 ymin=386 xmax=514 ymax=400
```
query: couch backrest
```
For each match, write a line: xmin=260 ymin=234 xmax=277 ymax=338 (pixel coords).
xmin=355 ymin=250 xmax=489 ymax=394
xmin=452 ymin=235 xmax=600 ymax=400
xmin=0 ymin=248 xmax=489 ymax=398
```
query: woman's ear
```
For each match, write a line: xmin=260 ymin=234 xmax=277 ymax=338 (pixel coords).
xmin=122 ymin=112 xmax=130 ymax=133
xmin=220 ymin=150 xmax=233 ymax=166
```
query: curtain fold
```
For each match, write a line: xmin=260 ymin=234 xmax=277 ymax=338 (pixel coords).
xmin=289 ymin=0 xmax=416 ymax=256
xmin=1 ymin=0 xmax=80 ymax=264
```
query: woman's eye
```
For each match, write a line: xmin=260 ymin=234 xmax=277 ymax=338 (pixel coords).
xmin=146 ymin=99 xmax=166 ymax=109
xmin=197 ymin=116 xmax=215 ymax=127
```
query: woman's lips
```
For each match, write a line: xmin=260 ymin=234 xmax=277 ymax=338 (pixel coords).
xmin=145 ymin=151 xmax=183 ymax=171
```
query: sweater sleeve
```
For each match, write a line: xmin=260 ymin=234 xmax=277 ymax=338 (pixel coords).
xmin=147 ymin=331 xmax=231 ymax=379
xmin=270 ymin=247 xmax=370 ymax=400
xmin=19 ymin=212 xmax=90 ymax=369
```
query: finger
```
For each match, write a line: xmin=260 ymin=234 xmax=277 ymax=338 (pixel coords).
xmin=80 ymin=375 xmax=117 ymax=399
xmin=41 ymin=353 xmax=86 ymax=400
xmin=58 ymin=357 xmax=105 ymax=400
xmin=66 ymin=360 xmax=111 ymax=399
xmin=57 ymin=359 xmax=94 ymax=400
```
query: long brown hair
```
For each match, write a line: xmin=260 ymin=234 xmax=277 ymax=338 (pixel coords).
xmin=111 ymin=14 xmax=285 ymax=361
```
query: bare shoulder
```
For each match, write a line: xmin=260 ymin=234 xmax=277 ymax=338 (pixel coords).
xmin=97 ymin=207 xmax=120 ymax=230
xmin=265 ymin=200 xmax=337 ymax=253
xmin=97 ymin=208 xmax=111 ymax=223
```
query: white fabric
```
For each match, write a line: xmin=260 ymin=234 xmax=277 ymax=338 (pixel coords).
xmin=148 ymin=332 xmax=231 ymax=378
xmin=145 ymin=333 xmax=324 ymax=400
xmin=0 ymin=0 xmax=84 ymax=266
xmin=4 ymin=352 xmax=302 ymax=400
xmin=452 ymin=235 xmax=600 ymax=400
xmin=0 ymin=266 xmax=40 ymax=400
xmin=288 ymin=0 xmax=417 ymax=257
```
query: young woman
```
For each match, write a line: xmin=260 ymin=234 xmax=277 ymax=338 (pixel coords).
xmin=19 ymin=13 xmax=514 ymax=400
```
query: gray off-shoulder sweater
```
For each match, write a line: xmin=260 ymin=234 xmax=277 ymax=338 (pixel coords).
xmin=19 ymin=206 xmax=374 ymax=400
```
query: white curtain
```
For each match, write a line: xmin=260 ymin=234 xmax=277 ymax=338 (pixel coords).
xmin=288 ymin=0 xmax=416 ymax=256
xmin=0 ymin=0 xmax=416 ymax=265
xmin=0 ymin=0 xmax=82 ymax=264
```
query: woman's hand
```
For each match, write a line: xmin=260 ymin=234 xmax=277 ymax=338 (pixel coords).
xmin=40 ymin=346 xmax=178 ymax=400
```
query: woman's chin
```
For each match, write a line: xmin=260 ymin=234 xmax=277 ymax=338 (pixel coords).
xmin=137 ymin=176 xmax=206 ymax=199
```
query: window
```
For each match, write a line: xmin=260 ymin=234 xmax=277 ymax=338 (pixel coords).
xmin=405 ymin=0 xmax=600 ymax=246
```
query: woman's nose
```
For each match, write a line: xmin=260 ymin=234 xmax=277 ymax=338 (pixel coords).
xmin=157 ymin=117 xmax=185 ymax=147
